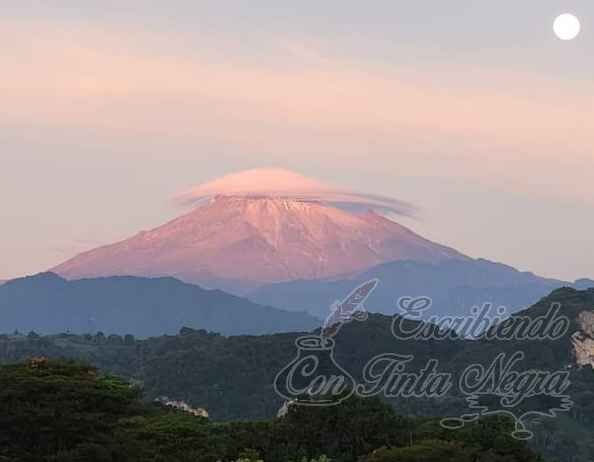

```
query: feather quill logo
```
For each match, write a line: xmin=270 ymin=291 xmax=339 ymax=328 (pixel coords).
xmin=322 ymin=279 xmax=378 ymax=338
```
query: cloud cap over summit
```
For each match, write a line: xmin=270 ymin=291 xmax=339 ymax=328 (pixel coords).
xmin=176 ymin=168 xmax=415 ymax=216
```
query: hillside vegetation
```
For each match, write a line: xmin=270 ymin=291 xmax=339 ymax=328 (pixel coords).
xmin=0 ymin=359 xmax=539 ymax=462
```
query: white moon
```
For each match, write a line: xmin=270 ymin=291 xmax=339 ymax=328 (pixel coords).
xmin=553 ymin=14 xmax=581 ymax=40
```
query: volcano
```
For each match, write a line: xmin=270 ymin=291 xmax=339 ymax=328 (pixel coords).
xmin=52 ymin=169 xmax=468 ymax=291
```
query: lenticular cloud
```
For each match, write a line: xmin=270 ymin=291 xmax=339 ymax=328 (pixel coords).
xmin=176 ymin=168 xmax=415 ymax=216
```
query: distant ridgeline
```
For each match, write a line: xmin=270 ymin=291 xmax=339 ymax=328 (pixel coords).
xmin=0 ymin=272 xmax=318 ymax=337
xmin=1 ymin=266 xmax=592 ymax=338
xmin=250 ymin=258 xmax=594 ymax=319
xmin=2 ymin=288 xmax=594 ymax=461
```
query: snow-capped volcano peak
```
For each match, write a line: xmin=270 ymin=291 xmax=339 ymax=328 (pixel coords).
xmin=52 ymin=178 xmax=467 ymax=291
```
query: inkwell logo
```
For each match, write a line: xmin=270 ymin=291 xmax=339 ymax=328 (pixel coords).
xmin=273 ymin=279 xmax=378 ymax=407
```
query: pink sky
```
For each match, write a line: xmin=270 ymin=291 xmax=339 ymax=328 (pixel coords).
xmin=1 ymin=3 xmax=593 ymax=281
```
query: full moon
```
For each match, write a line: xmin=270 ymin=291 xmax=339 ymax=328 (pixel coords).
xmin=553 ymin=14 xmax=581 ymax=40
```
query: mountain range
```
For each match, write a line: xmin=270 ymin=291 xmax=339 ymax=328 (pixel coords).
xmin=0 ymin=272 xmax=317 ymax=337
xmin=33 ymin=168 xmax=592 ymax=321
xmin=251 ymin=258 xmax=593 ymax=319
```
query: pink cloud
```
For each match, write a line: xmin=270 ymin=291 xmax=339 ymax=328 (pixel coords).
xmin=176 ymin=168 xmax=416 ymax=216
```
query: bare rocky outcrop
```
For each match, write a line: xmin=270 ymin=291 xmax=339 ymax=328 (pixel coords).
xmin=571 ymin=311 xmax=594 ymax=367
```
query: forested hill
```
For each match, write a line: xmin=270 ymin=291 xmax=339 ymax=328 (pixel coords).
xmin=0 ymin=359 xmax=541 ymax=462
xmin=2 ymin=288 xmax=594 ymax=420
xmin=1 ymin=288 xmax=594 ymax=460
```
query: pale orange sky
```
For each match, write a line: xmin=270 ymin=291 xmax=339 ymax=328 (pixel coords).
xmin=1 ymin=1 xmax=593 ymax=281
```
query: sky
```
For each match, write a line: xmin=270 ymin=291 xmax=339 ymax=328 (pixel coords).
xmin=1 ymin=0 xmax=593 ymax=281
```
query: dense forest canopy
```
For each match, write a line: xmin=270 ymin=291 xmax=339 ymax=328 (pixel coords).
xmin=0 ymin=359 xmax=540 ymax=462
